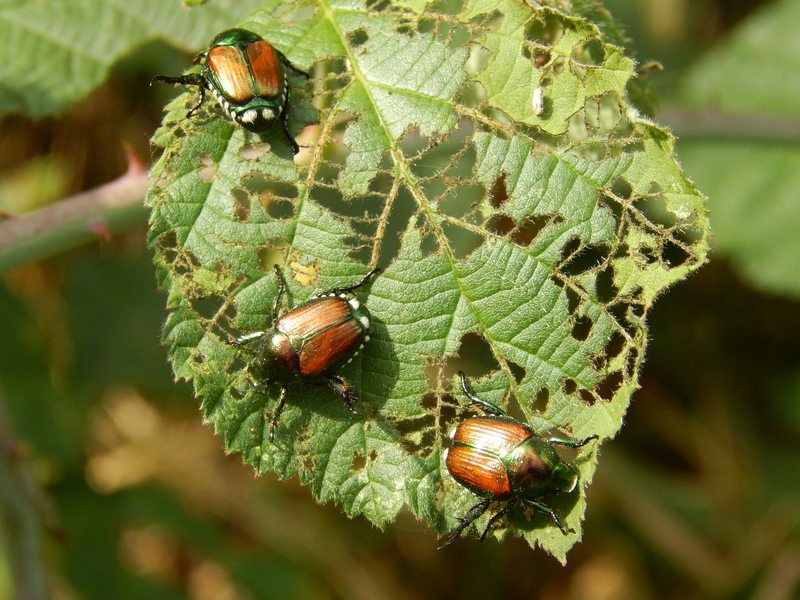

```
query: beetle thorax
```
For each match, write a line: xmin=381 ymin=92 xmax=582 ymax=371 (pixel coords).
xmin=507 ymin=443 xmax=552 ymax=491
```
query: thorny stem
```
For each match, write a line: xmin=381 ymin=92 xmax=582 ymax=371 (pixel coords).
xmin=0 ymin=164 xmax=148 ymax=273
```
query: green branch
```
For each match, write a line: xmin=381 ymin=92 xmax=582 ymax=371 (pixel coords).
xmin=661 ymin=106 xmax=800 ymax=146
xmin=0 ymin=168 xmax=149 ymax=273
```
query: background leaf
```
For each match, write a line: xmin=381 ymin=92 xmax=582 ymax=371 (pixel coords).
xmin=147 ymin=0 xmax=709 ymax=560
xmin=676 ymin=0 xmax=800 ymax=298
xmin=0 ymin=0 xmax=263 ymax=118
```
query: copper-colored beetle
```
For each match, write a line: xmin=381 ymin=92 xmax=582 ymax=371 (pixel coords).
xmin=439 ymin=373 xmax=598 ymax=549
xmin=234 ymin=266 xmax=379 ymax=442
xmin=152 ymin=28 xmax=307 ymax=153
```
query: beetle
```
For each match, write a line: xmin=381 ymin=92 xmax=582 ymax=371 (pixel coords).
xmin=438 ymin=372 xmax=598 ymax=549
xmin=233 ymin=265 xmax=380 ymax=442
xmin=152 ymin=28 xmax=307 ymax=153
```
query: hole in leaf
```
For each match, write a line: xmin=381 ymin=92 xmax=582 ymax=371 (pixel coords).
xmin=190 ymin=294 xmax=225 ymax=321
xmin=396 ymin=415 xmax=436 ymax=457
xmin=524 ymin=12 xmax=563 ymax=46
xmin=565 ymin=286 xmax=581 ymax=315
xmin=662 ymin=239 xmax=692 ymax=268
xmin=439 ymin=183 xmax=485 ymax=218
xmin=573 ymin=38 xmax=605 ymax=66
xmin=604 ymin=330 xmax=626 ymax=362
xmin=377 ymin=185 xmax=416 ymax=268
xmin=599 ymin=191 xmax=624 ymax=226
xmin=609 ymin=301 xmax=636 ymax=338
xmin=351 ymin=453 xmax=367 ymax=471
xmin=640 ymin=246 xmax=660 ymax=265
xmin=636 ymin=195 xmax=676 ymax=229
xmin=512 ymin=213 xmax=564 ymax=246
xmin=239 ymin=142 xmax=271 ymax=160
xmin=563 ymin=378 xmax=577 ymax=394
xmin=560 ymin=243 xmax=611 ymax=277
xmin=232 ymin=188 xmax=250 ymax=221
xmin=257 ymin=241 xmax=288 ymax=273
xmin=197 ymin=155 xmax=216 ymax=182
xmin=441 ymin=222 xmax=483 ymax=259
xmin=507 ymin=360 xmax=525 ymax=384
xmin=486 ymin=214 xmax=515 ymax=236
xmin=531 ymin=387 xmax=549 ymax=412
xmin=347 ymin=28 xmax=369 ymax=47
xmin=457 ymin=333 xmax=497 ymax=377
xmin=490 ymin=174 xmax=508 ymax=207
xmin=595 ymin=265 xmax=617 ymax=303
xmin=579 ymin=388 xmax=597 ymax=405
xmin=596 ymin=370 xmax=624 ymax=402
xmin=533 ymin=49 xmax=551 ymax=68
xmin=571 ymin=315 xmax=593 ymax=341
xmin=267 ymin=199 xmax=294 ymax=220
xmin=612 ymin=176 xmax=633 ymax=200
xmin=559 ymin=236 xmax=581 ymax=263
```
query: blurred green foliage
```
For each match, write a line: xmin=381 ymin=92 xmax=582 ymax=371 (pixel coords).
xmin=1 ymin=1 xmax=799 ymax=599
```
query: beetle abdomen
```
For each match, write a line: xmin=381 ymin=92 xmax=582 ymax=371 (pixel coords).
xmin=446 ymin=417 xmax=539 ymax=498
xmin=446 ymin=443 xmax=512 ymax=497
xmin=276 ymin=295 xmax=368 ymax=378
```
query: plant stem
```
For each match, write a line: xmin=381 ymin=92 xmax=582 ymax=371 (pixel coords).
xmin=0 ymin=392 xmax=60 ymax=600
xmin=661 ymin=106 xmax=800 ymax=146
xmin=0 ymin=169 xmax=149 ymax=273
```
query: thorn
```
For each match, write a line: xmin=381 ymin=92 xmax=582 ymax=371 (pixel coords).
xmin=121 ymin=142 xmax=148 ymax=176
xmin=87 ymin=220 xmax=111 ymax=241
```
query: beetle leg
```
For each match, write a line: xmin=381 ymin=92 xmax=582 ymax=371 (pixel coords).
xmin=276 ymin=51 xmax=310 ymax=78
xmin=437 ymin=497 xmax=493 ymax=550
xmin=269 ymin=385 xmax=288 ymax=443
xmin=151 ymin=73 xmax=207 ymax=118
xmin=280 ymin=100 xmax=300 ymax=155
xmin=333 ymin=268 xmax=382 ymax=295
xmin=326 ymin=375 xmax=359 ymax=414
xmin=479 ymin=500 xmax=516 ymax=541
xmin=458 ymin=372 xmax=504 ymax=416
xmin=525 ymin=500 xmax=571 ymax=535
xmin=270 ymin=264 xmax=288 ymax=324
xmin=547 ymin=434 xmax=599 ymax=449
xmin=186 ymin=85 xmax=206 ymax=118
xmin=231 ymin=330 xmax=267 ymax=349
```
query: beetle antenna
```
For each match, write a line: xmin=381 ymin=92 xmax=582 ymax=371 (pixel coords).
xmin=335 ymin=268 xmax=382 ymax=294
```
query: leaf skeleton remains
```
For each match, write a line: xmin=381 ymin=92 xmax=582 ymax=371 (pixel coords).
xmin=152 ymin=28 xmax=307 ymax=154
xmin=232 ymin=266 xmax=379 ymax=443
xmin=154 ymin=24 xmax=606 ymax=551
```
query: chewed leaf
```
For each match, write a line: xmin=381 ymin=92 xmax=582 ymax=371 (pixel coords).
xmin=146 ymin=0 xmax=709 ymax=561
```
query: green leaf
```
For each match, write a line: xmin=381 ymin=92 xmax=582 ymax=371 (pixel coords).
xmin=147 ymin=0 xmax=709 ymax=560
xmin=0 ymin=0 xmax=264 ymax=117
xmin=677 ymin=0 xmax=800 ymax=298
